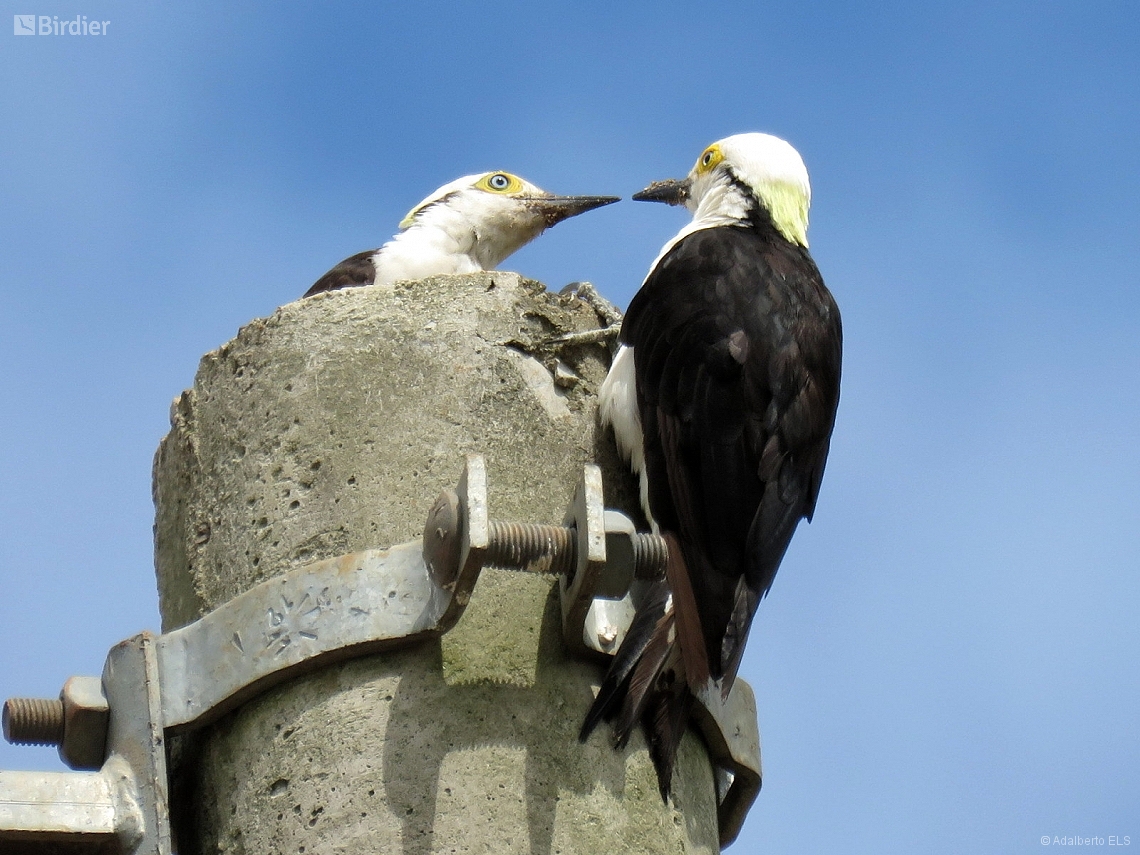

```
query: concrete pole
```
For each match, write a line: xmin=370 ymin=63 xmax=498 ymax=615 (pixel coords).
xmin=152 ymin=273 xmax=720 ymax=854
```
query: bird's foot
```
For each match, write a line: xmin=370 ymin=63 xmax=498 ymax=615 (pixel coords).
xmin=554 ymin=282 xmax=623 ymax=349
xmin=500 ymin=282 xmax=622 ymax=381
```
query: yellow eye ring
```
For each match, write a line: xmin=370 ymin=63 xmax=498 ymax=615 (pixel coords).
xmin=696 ymin=144 xmax=724 ymax=173
xmin=476 ymin=172 xmax=524 ymax=194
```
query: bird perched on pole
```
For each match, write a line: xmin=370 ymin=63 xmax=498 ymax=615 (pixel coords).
xmin=304 ymin=172 xmax=619 ymax=297
xmin=582 ymin=133 xmax=842 ymax=799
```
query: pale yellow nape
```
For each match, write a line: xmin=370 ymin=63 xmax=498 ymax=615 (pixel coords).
xmin=759 ymin=181 xmax=811 ymax=248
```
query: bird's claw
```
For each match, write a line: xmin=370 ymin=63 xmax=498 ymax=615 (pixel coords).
xmin=547 ymin=327 xmax=621 ymax=348
xmin=556 ymin=281 xmax=623 ymax=351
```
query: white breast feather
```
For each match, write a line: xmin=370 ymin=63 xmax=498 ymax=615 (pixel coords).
xmin=372 ymin=200 xmax=480 ymax=285
xmin=599 ymin=345 xmax=656 ymax=530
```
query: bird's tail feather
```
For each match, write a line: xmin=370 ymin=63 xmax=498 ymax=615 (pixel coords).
xmin=578 ymin=580 xmax=671 ymax=742
xmin=612 ymin=612 xmax=676 ymax=748
xmin=645 ymin=682 xmax=696 ymax=801
xmin=578 ymin=576 xmax=696 ymax=800
xmin=662 ymin=532 xmax=711 ymax=690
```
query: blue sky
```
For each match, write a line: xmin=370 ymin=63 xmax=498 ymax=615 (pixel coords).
xmin=2 ymin=1 xmax=1138 ymax=851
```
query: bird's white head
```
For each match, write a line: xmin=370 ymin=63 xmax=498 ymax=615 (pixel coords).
xmin=393 ymin=171 xmax=618 ymax=271
xmin=635 ymin=133 xmax=812 ymax=247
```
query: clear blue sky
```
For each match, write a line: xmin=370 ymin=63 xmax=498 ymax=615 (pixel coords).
xmin=2 ymin=2 xmax=1137 ymax=851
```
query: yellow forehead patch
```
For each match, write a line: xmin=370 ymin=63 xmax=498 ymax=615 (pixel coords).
xmin=694 ymin=144 xmax=724 ymax=174
xmin=475 ymin=172 xmax=525 ymax=195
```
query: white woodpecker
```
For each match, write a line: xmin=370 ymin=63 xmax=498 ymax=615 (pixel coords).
xmin=583 ymin=133 xmax=843 ymax=800
xmin=305 ymin=172 xmax=618 ymax=296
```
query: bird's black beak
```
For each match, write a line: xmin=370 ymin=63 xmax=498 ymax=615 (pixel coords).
xmin=528 ymin=195 xmax=621 ymax=227
xmin=632 ymin=178 xmax=690 ymax=207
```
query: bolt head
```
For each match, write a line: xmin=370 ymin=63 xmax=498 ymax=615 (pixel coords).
xmin=423 ymin=488 xmax=462 ymax=589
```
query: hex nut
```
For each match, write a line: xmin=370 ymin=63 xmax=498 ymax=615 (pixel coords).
xmin=59 ymin=675 xmax=109 ymax=770
xmin=598 ymin=510 xmax=637 ymax=598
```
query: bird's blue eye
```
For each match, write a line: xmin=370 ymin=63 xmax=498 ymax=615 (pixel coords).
xmin=476 ymin=172 xmax=523 ymax=194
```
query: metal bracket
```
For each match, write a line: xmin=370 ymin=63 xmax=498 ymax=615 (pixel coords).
xmin=694 ymin=680 xmax=764 ymax=846
xmin=0 ymin=635 xmax=169 ymax=853
xmin=557 ymin=465 xmax=609 ymax=657
xmin=3 ymin=454 xmax=761 ymax=850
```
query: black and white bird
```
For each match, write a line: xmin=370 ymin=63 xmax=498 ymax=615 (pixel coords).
xmin=304 ymin=172 xmax=618 ymax=297
xmin=582 ymin=133 xmax=842 ymax=798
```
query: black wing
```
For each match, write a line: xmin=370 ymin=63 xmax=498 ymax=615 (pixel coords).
xmin=623 ymin=223 xmax=842 ymax=684
xmin=303 ymin=249 xmax=378 ymax=297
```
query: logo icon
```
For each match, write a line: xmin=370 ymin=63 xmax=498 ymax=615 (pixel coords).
xmin=14 ymin=14 xmax=36 ymax=35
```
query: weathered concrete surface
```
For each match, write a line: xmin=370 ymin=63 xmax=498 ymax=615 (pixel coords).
xmin=153 ymin=273 xmax=720 ymax=854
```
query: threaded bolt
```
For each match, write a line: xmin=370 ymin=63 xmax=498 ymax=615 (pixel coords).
xmin=631 ymin=532 xmax=669 ymax=580
xmin=484 ymin=521 xmax=667 ymax=581
xmin=487 ymin=521 xmax=577 ymax=576
xmin=3 ymin=697 xmax=65 ymax=747
xmin=423 ymin=481 xmax=669 ymax=587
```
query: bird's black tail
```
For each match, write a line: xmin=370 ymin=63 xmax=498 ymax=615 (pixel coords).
xmin=578 ymin=578 xmax=695 ymax=800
